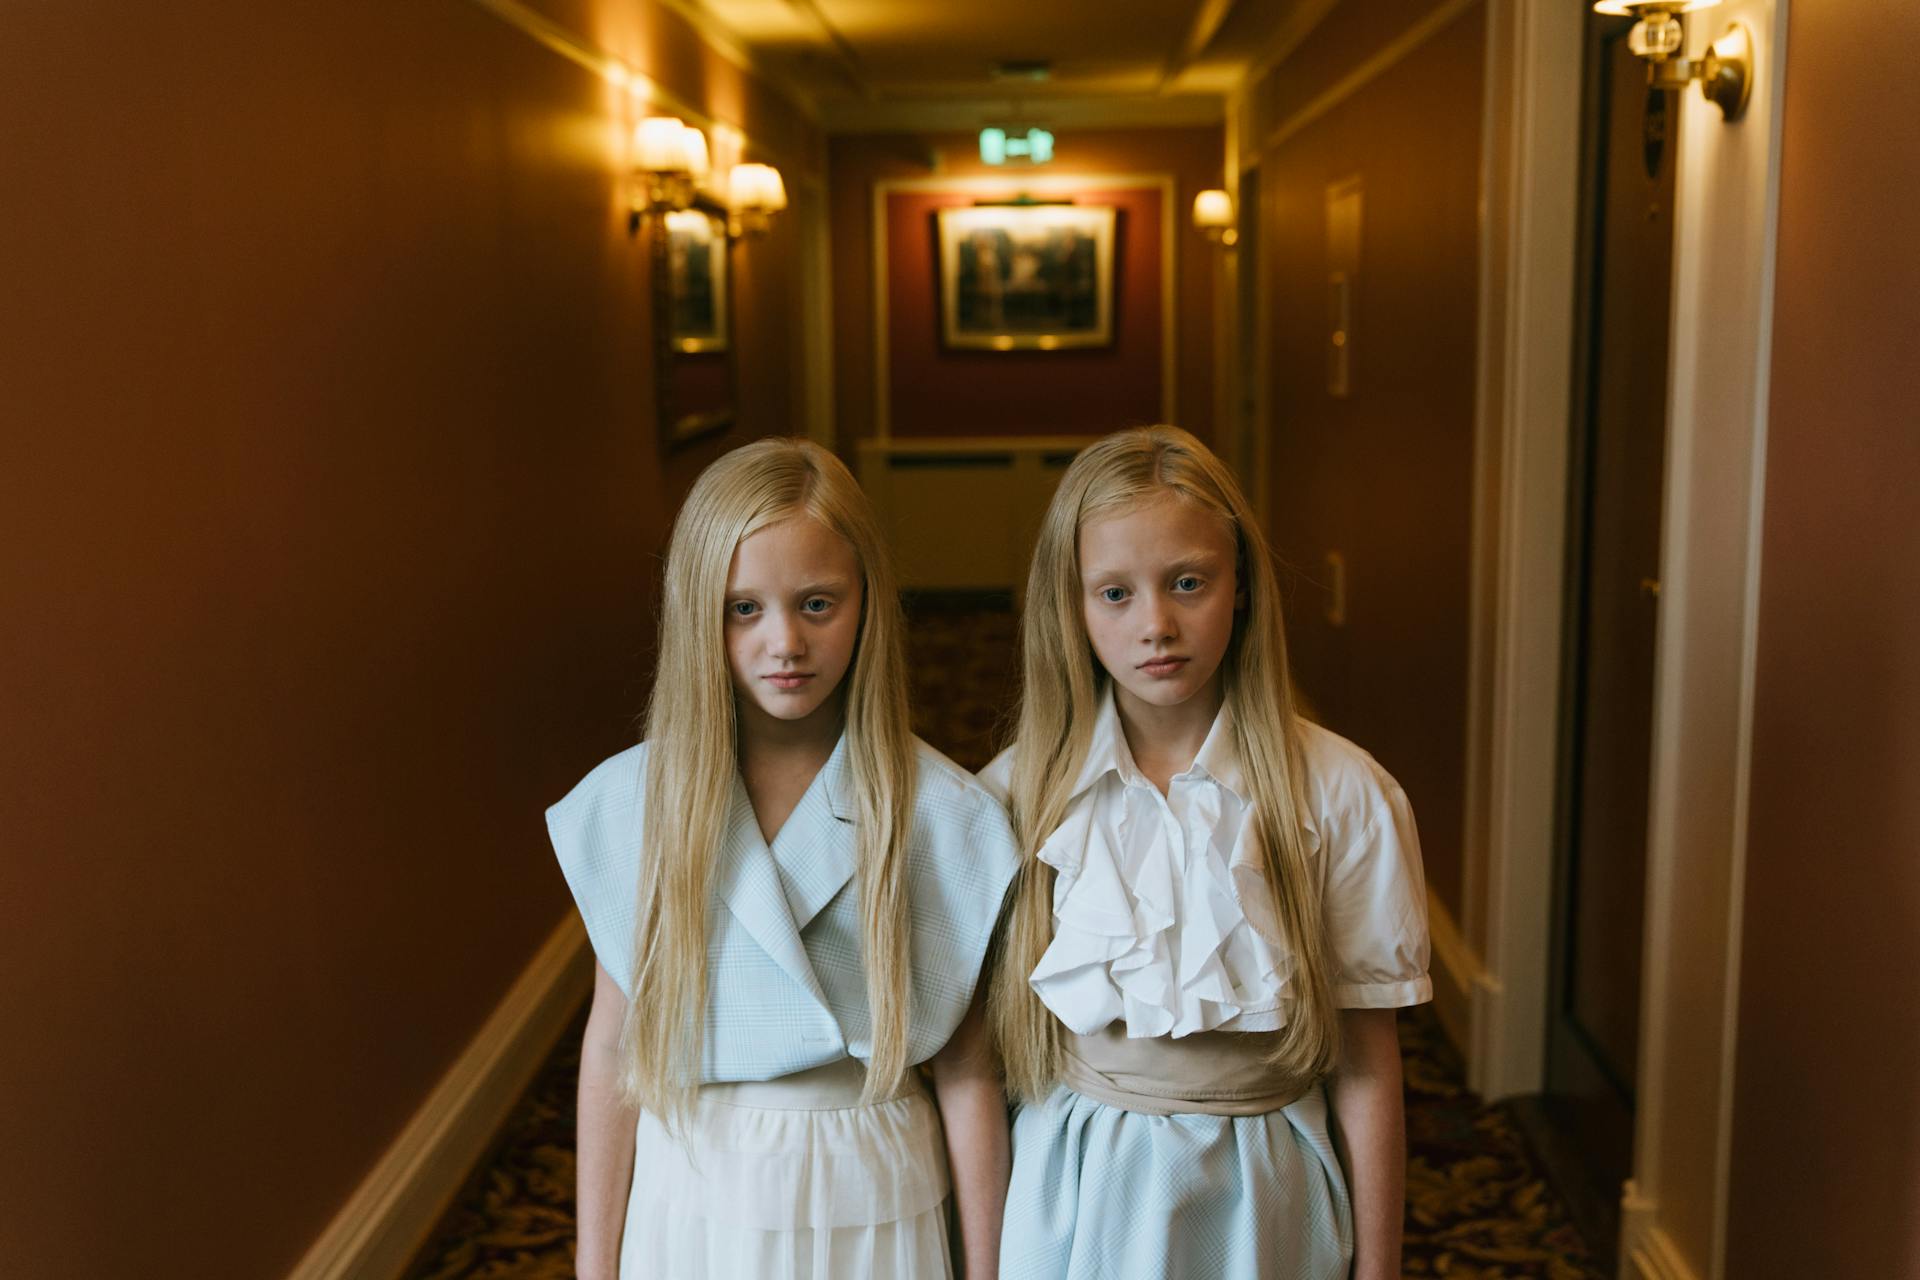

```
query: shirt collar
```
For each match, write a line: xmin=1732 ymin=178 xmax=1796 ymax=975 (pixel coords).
xmin=819 ymin=730 xmax=856 ymax=824
xmin=1070 ymin=685 xmax=1249 ymax=803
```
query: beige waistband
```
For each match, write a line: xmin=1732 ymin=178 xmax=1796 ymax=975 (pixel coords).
xmin=1059 ymin=1024 xmax=1312 ymax=1117
xmin=699 ymin=1057 xmax=925 ymax=1111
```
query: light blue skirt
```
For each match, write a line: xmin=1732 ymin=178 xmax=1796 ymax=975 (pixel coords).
xmin=999 ymin=1083 xmax=1353 ymax=1280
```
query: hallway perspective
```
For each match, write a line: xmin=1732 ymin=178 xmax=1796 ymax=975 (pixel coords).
xmin=405 ymin=604 xmax=1606 ymax=1280
xmin=6 ymin=0 xmax=1916 ymax=1277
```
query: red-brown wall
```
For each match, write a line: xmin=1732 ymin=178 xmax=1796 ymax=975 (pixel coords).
xmin=1251 ymin=0 xmax=1483 ymax=920
xmin=1725 ymin=1 xmax=1920 ymax=1273
xmin=879 ymin=185 xmax=1167 ymax=437
xmin=0 ymin=2 xmax=815 ymax=1276
xmin=830 ymin=127 xmax=1222 ymax=445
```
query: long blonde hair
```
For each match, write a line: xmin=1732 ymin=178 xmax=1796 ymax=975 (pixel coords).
xmin=623 ymin=437 xmax=916 ymax=1118
xmin=988 ymin=425 xmax=1338 ymax=1100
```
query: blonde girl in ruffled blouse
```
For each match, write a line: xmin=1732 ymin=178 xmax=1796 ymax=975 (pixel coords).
xmin=980 ymin=425 xmax=1431 ymax=1280
xmin=547 ymin=439 xmax=1019 ymax=1280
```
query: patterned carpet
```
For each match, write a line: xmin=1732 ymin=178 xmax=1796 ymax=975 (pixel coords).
xmin=406 ymin=602 xmax=1605 ymax=1278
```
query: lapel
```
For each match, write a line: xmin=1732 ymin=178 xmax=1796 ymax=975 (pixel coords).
xmin=713 ymin=735 xmax=858 ymax=1012
xmin=769 ymin=734 xmax=859 ymax=929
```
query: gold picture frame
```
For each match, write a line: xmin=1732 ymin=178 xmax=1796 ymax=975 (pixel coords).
xmin=935 ymin=204 xmax=1116 ymax=351
xmin=664 ymin=207 xmax=728 ymax=355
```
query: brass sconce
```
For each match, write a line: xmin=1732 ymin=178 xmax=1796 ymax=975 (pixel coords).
xmin=630 ymin=116 xmax=710 ymax=233
xmin=1192 ymin=188 xmax=1237 ymax=247
xmin=726 ymin=162 xmax=788 ymax=239
xmin=1594 ymin=0 xmax=1752 ymax=122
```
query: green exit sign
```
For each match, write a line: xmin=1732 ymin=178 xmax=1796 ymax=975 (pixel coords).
xmin=980 ymin=127 xmax=1055 ymax=166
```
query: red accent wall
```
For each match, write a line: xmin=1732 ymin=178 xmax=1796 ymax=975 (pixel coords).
xmin=830 ymin=126 xmax=1222 ymax=447
xmin=883 ymin=186 xmax=1165 ymax=437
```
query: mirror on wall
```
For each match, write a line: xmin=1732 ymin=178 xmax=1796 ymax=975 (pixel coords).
xmin=652 ymin=200 xmax=735 ymax=446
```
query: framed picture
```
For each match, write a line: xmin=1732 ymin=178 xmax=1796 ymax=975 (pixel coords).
xmin=936 ymin=204 xmax=1116 ymax=350
xmin=650 ymin=203 xmax=735 ymax=450
xmin=665 ymin=208 xmax=728 ymax=354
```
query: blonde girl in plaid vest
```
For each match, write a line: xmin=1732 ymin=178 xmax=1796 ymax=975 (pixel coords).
xmin=549 ymin=438 xmax=1019 ymax=1279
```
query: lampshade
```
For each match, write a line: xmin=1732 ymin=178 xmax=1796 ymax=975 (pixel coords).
xmin=728 ymin=163 xmax=787 ymax=213
xmin=635 ymin=116 xmax=688 ymax=171
xmin=676 ymin=125 xmax=710 ymax=181
xmin=1192 ymin=189 xmax=1234 ymax=231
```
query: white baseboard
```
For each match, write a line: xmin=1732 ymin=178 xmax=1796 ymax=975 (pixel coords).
xmin=287 ymin=915 xmax=593 ymax=1280
xmin=1425 ymin=888 xmax=1483 ymax=1058
xmin=1619 ymin=1180 xmax=1702 ymax=1280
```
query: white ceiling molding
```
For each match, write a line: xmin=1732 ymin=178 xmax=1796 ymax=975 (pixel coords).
xmin=646 ymin=0 xmax=824 ymax=121
xmin=464 ymin=0 xmax=815 ymax=167
xmin=822 ymin=94 xmax=1225 ymax=135
xmin=1163 ymin=0 xmax=1245 ymax=90
xmin=1239 ymin=0 xmax=1342 ymax=93
xmin=662 ymin=0 xmax=1357 ymax=136
xmin=780 ymin=0 xmax=875 ymax=99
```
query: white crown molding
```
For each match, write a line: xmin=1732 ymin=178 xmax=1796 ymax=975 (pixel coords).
xmin=1240 ymin=0 xmax=1342 ymax=95
xmin=645 ymin=0 xmax=824 ymax=123
xmin=1165 ymin=0 xmax=1247 ymax=88
xmin=463 ymin=0 xmax=814 ymax=167
xmin=1261 ymin=0 xmax=1479 ymax=153
xmin=822 ymin=95 xmax=1225 ymax=135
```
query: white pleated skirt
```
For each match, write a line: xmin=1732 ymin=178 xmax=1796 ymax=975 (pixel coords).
xmin=621 ymin=1057 xmax=953 ymax=1280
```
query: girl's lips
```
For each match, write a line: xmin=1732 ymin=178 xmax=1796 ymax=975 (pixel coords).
xmin=1138 ymin=657 xmax=1188 ymax=677
xmin=765 ymin=673 xmax=814 ymax=689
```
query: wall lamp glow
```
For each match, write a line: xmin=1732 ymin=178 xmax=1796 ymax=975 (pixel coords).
xmin=1595 ymin=0 xmax=1752 ymax=122
xmin=726 ymin=162 xmax=788 ymax=239
xmin=631 ymin=116 xmax=710 ymax=232
xmin=1193 ymin=189 xmax=1237 ymax=247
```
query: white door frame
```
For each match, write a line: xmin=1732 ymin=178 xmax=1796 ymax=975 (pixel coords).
xmin=1620 ymin=3 xmax=1788 ymax=1277
xmin=1461 ymin=0 xmax=1584 ymax=1103
xmin=1467 ymin=2 xmax=1790 ymax=1277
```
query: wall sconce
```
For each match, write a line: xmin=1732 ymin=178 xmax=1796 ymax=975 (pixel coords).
xmin=1193 ymin=189 xmax=1237 ymax=247
xmin=726 ymin=162 xmax=788 ymax=239
xmin=632 ymin=116 xmax=710 ymax=231
xmin=1595 ymin=0 xmax=1752 ymax=121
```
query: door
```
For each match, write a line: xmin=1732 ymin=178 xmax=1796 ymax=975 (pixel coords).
xmin=1520 ymin=15 xmax=1676 ymax=1267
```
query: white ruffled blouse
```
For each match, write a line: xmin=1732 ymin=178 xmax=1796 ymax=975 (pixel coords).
xmin=977 ymin=693 xmax=1432 ymax=1039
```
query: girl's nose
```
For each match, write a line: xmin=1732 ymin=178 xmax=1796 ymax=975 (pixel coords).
xmin=768 ymin=611 xmax=806 ymax=660
xmin=1141 ymin=593 xmax=1177 ymax=643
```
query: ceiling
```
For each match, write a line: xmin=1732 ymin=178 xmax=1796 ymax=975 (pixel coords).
xmin=676 ymin=0 xmax=1336 ymax=131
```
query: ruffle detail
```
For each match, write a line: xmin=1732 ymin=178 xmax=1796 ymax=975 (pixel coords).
xmin=1029 ymin=781 xmax=1313 ymax=1039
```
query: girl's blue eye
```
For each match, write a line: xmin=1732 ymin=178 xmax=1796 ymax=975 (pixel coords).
xmin=1174 ymin=575 xmax=1202 ymax=592
xmin=1100 ymin=586 xmax=1128 ymax=604
xmin=801 ymin=597 xmax=831 ymax=614
xmin=729 ymin=600 xmax=758 ymax=618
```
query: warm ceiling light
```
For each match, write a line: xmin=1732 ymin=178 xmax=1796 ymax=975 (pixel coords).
xmin=1192 ymin=189 xmax=1237 ymax=246
xmin=1593 ymin=0 xmax=1751 ymax=121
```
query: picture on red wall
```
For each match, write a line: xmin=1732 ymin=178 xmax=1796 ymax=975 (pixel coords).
xmin=935 ymin=204 xmax=1115 ymax=351
xmin=665 ymin=208 xmax=728 ymax=354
